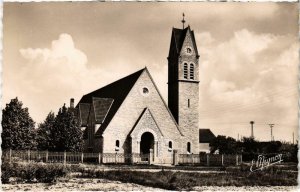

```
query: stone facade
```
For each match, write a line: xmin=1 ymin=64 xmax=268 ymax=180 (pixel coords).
xmin=101 ymin=70 xmax=184 ymax=162
xmin=77 ymin=25 xmax=215 ymax=163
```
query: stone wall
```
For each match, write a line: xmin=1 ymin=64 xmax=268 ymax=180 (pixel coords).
xmin=102 ymin=69 xmax=185 ymax=162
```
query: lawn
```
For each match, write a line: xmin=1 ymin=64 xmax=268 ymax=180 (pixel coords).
xmin=79 ymin=164 xmax=297 ymax=190
xmin=2 ymin=161 xmax=297 ymax=191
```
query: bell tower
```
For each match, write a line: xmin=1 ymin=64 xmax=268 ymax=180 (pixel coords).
xmin=167 ymin=15 xmax=200 ymax=154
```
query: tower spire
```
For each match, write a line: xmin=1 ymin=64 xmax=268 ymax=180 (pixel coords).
xmin=181 ymin=13 xmax=185 ymax=29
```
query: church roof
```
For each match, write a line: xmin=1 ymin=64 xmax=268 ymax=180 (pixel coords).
xmin=172 ymin=26 xmax=199 ymax=56
xmin=92 ymin=97 xmax=114 ymax=124
xmin=199 ymin=129 xmax=216 ymax=143
xmin=77 ymin=68 xmax=145 ymax=134
xmin=78 ymin=103 xmax=91 ymax=126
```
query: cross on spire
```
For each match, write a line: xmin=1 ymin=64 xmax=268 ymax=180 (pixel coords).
xmin=182 ymin=13 xmax=185 ymax=29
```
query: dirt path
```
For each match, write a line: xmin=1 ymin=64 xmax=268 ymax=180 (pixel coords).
xmin=2 ymin=178 xmax=298 ymax=191
xmin=193 ymin=186 xmax=298 ymax=191
xmin=2 ymin=178 xmax=167 ymax=191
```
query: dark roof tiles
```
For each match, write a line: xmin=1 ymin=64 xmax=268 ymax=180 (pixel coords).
xmin=92 ymin=97 xmax=114 ymax=124
xmin=172 ymin=26 xmax=199 ymax=56
xmin=199 ymin=129 xmax=216 ymax=143
xmin=78 ymin=103 xmax=91 ymax=127
xmin=77 ymin=68 xmax=145 ymax=134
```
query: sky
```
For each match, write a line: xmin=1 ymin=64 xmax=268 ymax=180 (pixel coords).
xmin=3 ymin=2 xmax=299 ymax=142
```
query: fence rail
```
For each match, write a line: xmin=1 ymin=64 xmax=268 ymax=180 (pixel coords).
xmin=2 ymin=150 xmax=242 ymax=166
xmin=178 ymin=154 xmax=242 ymax=166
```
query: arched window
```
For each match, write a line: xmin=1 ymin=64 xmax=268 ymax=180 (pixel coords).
xmin=183 ymin=63 xmax=188 ymax=79
xmin=187 ymin=142 xmax=191 ymax=153
xmin=190 ymin=64 xmax=194 ymax=80
xmin=168 ymin=141 xmax=173 ymax=149
xmin=115 ymin=140 xmax=120 ymax=151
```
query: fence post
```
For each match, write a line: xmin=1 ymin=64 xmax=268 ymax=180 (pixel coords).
xmin=9 ymin=149 xmax=12 ymax=163
xmin=81 ymin=153 xmax=84 ymax=163
xmin=64 ymin=151 xmax=66 ymax=166
xmin=28 ymin=150 xmax=30 ymax=162
xmin=199 ymin=152 xmax=201 ymax=164
xmin=98 ymin=153 xmax=101 ymax=164
xmin=207 ymin=154 xmax=210 ymax=166
xmin=173 ymin=150 xmax=178 ymax=165
xmin=149 ymin=149 xmax=154 ymax=165
xmin=240 ymin=155 xmax=243 ymax=164
xmin=222 ymin=154 xmax=224 ymax=166
xmin=192 ymin=153 xmax=194 ymax=165
xmin=236 ymin=155 xmax=239 ymax=166
xmin=46 ymin=150 xmax=48 ymax=163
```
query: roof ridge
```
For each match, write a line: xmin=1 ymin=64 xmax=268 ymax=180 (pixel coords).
xmin=144 ymin=68 xmax=184 ymax=136
xmin=83 ymin=68 xmax=145 ymax=97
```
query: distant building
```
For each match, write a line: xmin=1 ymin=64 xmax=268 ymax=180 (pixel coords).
xmin=72 ymin=21 xmax=215 ymax=163
xmin=199 ymin=129 xmax=216 ymax=153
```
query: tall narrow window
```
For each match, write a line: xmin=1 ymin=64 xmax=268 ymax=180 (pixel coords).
xmin=183 ymin=63 xmax=188 ymax=79
xmin=168 ymin=141 xmax=173 ymax=149
xmin=188 ymin=99 xmax=190 ymax=108
xmin=190 ymin=64 xmax=194 ymax=80
xmin=187 ymin=142 xmax=191 ymax=153
xmin=115 ymin=140 xmax=120 ymax=151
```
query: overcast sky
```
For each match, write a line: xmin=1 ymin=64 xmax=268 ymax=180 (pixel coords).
xmin=3 ymin=2 xmax=298 ymax=142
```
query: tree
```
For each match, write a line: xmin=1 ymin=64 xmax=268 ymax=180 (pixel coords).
xmin=2 ymin=97 xmax=36 ymax=150
xmin=242 ymin=136 xmax=258 ymax=153
xmin=210 ymin=135 xmax=238 ymax=154
xmin=36 ymin=112 xmax=56 ymax=151
xmin=51 ymin=104 xmax=83 ymax=152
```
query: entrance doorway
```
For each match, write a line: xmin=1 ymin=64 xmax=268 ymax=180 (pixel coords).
xmin=140 ymin=132 xmax=154 ymax=154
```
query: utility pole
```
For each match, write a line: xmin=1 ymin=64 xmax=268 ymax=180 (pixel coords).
xmin=293 ymin=132 xmax=294 ymax=144
xmin=250 ymin=121 xmax=255 ymax=138
xmin=268 ymin=124 xmax=274 ymax=141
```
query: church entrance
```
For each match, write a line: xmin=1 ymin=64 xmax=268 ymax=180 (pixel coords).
xmin=140 ymin=132 xmax=154 ymax=154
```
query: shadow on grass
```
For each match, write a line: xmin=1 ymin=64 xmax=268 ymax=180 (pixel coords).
xmin=78 ymin=164 xmax=298 ymax=190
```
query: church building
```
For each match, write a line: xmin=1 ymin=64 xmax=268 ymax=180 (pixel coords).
xmin=73 ymin=20 xmax=215 ymax=163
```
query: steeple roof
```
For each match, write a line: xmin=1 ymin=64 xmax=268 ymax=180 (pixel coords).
xmin=171 ymin=26 xmax=199 ymax=57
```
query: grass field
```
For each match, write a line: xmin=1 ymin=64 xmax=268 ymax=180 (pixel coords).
xmin=78 ymin=164 xmax=297 ymax=190
xmin=2 ymin=161 xmax=298 ymax=191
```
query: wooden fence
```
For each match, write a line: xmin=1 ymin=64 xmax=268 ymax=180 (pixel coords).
xmin=2 ymin=150 xmax=242 ymax=166
xmin=178 ymin=154 xmax=242 ymax=166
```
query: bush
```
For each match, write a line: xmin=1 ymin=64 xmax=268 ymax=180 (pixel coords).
xmin=1 ymin=161 xmax=68 ymax=184
xmin=1 ymin=161 xmax=14 ymax=183
xmin=35 ymin=163 xmax=68 ymax=183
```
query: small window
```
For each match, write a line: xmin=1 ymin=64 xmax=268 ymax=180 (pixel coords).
xmin=183 ymin=63 xmax=188 ymax=79
xmin=143 ymin=87 xmax=149 ymax=94
xmin=115 ymin=140 xmax=120 ymax=151
xmin=188 ymin=99 xmax=190 ymax=108
xmin=190 ymin=64 xmax=194 ymax=80
xmin=187 ymin=142 xmax=191 ymax=153
xmin=187 ymin=48 xmax=192 ymax=53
